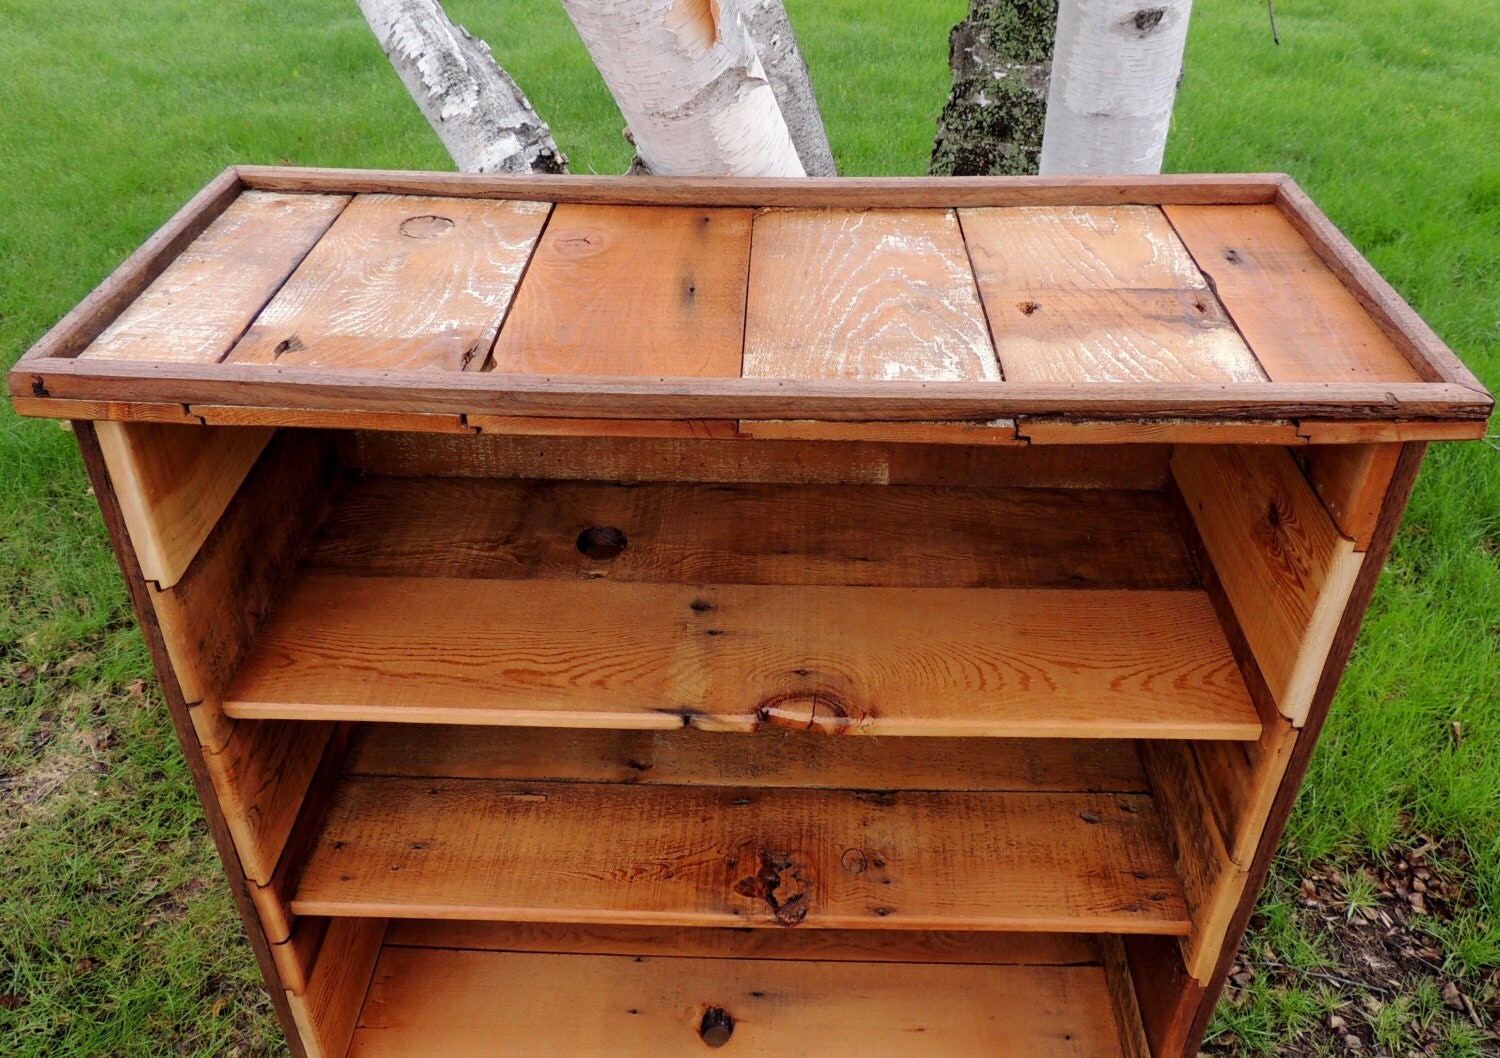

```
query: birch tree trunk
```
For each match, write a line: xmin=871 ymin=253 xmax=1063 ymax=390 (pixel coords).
xmin=740 ymin=0 xmax=836 ymax=175
xmin=559 ymin=0 xmax=805 ymax=177
xmin=1038 ymin=0 xmax=1193 ymax=174
xmin=359 ymin=0 xmax=566 ymax=174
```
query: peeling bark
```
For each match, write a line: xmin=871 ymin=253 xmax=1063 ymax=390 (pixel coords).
xmin=560 ymin=0 xmax=805 ymax=177
xmin=741 ymin=0 xmax=836 ymax=175
xmin=359 ymin=0 xmax=566 ymax=174
xmin=930 ymin=0 xmax=1057 ymax=176
xmin=1039 ymin=0 xmax=1193 ymax=174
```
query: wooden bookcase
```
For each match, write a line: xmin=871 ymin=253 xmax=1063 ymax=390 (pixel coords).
xmin=10 ymin=168 xmax=1492 ymax=1058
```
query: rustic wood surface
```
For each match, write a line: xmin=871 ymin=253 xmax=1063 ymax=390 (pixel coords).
xmin=381 ymin=919 xmax=1103 ymax=965
xmin=285 ymin=918 xmax=387 ymax=1058
xmin=81 ymin=191 xmax=348 ymax=363
xmin=349 ymin=948 xmax=1126 ymax=1058
xmin=228 ymin=194 xmax=547 ymax=370
xmin=744 ymin=208 xmax=997 ymax=382
xmin=295 ymin=777 xmax=1188 ymax=933
xmin=491 ymin=204 xmax=751 ymax=377
xmin=344 ymin=724 xmax=1150 ymax=793
xmin=224 ymin=576 xmax=1258 ymax=739
xmin=306 ymin=477 xmax=1199 ymax=590
xmin=1299 ymin=442 xmax=1402 ymax=549
xmin=961 ymin=206 xmax=1263 ymax=384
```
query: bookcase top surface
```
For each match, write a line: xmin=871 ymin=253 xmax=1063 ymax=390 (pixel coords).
xmin=10 ymin=167 xmax=1491 ymax=442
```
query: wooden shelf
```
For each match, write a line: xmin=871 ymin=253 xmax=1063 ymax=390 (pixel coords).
xmin=290 ymin=726 xmax=1189 ymax=935
xmin=348 ymin=944 xmax=1128 ymax=1058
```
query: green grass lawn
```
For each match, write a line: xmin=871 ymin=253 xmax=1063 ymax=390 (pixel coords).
xmin=1 ymin=0 xmax=1495 ymax=1054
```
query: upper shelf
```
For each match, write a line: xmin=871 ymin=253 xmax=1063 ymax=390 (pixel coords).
xmin=10 ymin=168 xmax=1491 ymax=442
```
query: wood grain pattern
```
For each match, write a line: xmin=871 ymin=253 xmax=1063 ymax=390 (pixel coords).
xmin=225 ymin=577 xmax=1258 ymax=739
xmin=228 ymin=194 xmax=548 ymax=370
xmin=1172 ymin=446 xmax=1364 ymax=726
xmin=1163 ymin=204 xmax=1422 ymax=383
xmin=1299 ymin=443 xmax=1401 ymax=550
xmin=744 ymin=208 xmax=998 ymax=381
xmin=345 ymin=724 xmax=1150 ymax=793
xmin=295 ymin=777 xmax=1188 ymax=933
xmin=349 ymin=948 xmax=1125 ymax=1058
xmin=94 ymin=421 xmax=274 ymax=589
xmin=383 ymin=919 xmax=1103 ymax=965
xmin=1297 ymin=419 xmax=1484 ymax=443
xmin=469 ymin=415 xmax=736 ymax=438
xmin=960 ymin=206 xmax=1264 ymax=384
xmin=191 ymin=405 xmax=472 ymax=433
xmin=736 ymin=419 xmax=1024 ymax=444
xmin=490 ymin=204 xmax=751 ymax=376
xmin=271 ymin=916 xmax=330 ymax=996
xmin=1101 ymin=935 xmax=1152 ymax=1058
xmin=285 ymin=917 xmax=387 ymax=1058
xmin=339 ymin=430 xmax=1172 ymax=489
xmin=1018 ymin=418 xmax=1304 ymax=446
xmin=81 ymin=192 xmax=349 ymax=363
xmin=306 ymin=477 xmax=1199 ymax=590
xmin=9 ymin=398 xmax=199 ymax=423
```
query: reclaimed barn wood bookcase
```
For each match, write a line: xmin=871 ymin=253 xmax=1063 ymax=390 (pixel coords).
xmin=10 ymin=168 xmax=1493 ymax=1058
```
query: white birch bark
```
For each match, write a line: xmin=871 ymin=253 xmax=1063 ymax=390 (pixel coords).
xmin=740 ymin=0 xmax=836 ymax=175
xmin=359 ymin=0 xmax=566 ymax=174
xmin=1039 ymin=0 xmax=1193 ymax=174
xmin=559 ymin=0 xmax=805 ymax=177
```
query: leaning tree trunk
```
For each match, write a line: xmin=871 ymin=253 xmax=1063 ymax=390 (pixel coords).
xmin=1039 ymin=0 xmax=1194 ymax=174
xmin=740 ymin=0 xmax=836 ymax=175
xmin=358 ymin=0 xmax=566 ymax=173
xmin=559 ymin=0 xmax=805 ymax=177
xmin=930 ymin=0 xmax=1057 ymax=176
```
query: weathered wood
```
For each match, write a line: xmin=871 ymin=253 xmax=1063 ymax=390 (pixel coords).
xmin=226 ymin=577 xmax=1258 ymax=739
xmin=738 ymin=419 xmax=1024 ymax=444
xmin=192 ymin=405 xmax=473 ymax=433
xmin=346 ymin=724 xmax=1150 ymax=793
xmin=350 ymin=948 xmax=1125 ymax=1058
xmin=228 ymin=195 xmax=548 ymax=370
xmin=1124 ymin=935 xmax=1202 ymax=1058
xmin=296 ymin=777 xmax=1188 ymax=932
xmin=285 ymin=917 xmax=387 ymax=1058
xmin=1173 ymin=446 xmax=1364 ymax=726
xmin=82 ymin=192 xmax=349 ymax=363
xmin=469 ymin=415 xmax=736 ymax=438
xmin=7 ymin=397 xmax=199 ymax=422
xmin=1018 ymin=417 xmax=1303 ymax=445
xmin=383 ymin=919 xmax=1103 ymax=965
xmin=340 ymin=431 xmax=1172 ymax=488
xmin=271 ymin=916 xmax=331 ymax=996
xmin=491 ymin=204 xmax=751 ymax=377
xmin=1299 ymin=443 xmax=1401 ymax=550
xmin=1100 ymin=934 xmax=1152 ymax=1058
xmin=1297 ymin=419 xmax=1484 ymax=443
xmin=306 ymin=477 xmax=1200 ymax=590
xmin=744 ymin=208 xmax=997 ymax=382
xmin=1163 ymin=204 xmax=1422 ymax=383
xmin=94 ymin=421 xmax=273 ymax=589
xmin=961 ymin=206 xmax=1263 ymax=383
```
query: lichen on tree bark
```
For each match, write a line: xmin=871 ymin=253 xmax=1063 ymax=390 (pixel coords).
xmin=929 ymin=0 xmax=1057 ymax=176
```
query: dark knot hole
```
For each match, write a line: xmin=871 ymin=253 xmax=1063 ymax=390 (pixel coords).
xmin=577 ymin=525 xmax=629 ymax=561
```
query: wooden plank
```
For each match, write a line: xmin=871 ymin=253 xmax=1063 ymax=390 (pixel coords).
xmin=491 ymin=204 xmax=751 ymax=377
xmin=1101 ymin=935 xmax=1152 ymax=1058
xmin=737 ymin=419 xmax=1023 ymax=444
xmin=469 ymin=415 xmax=737 ymax=439
xmin=961 ymin=206 xmax=1264 ymax=383
xmin=346 ymin=725 xmax=1150 ymax=793
xmin=1172 ymin=445 xmax=1364 ymax=726
xmin=1298 ymin=419 xmax=1485 ymax=443
xmin=192 ymin=405 xmax=473 ymax=433
xmin=1124 ymin=936 xmax=1203 ymax=1058
xmin=1163 ymin=204 xmax=1422 ymax=383
xmin=1299 ymin=443 xmax=1401 ymax=550
xmin=340 ymin=431 xmax=1172 ymax=489
xmin=271 ymin=916 xmax=331 ymax=996
xmin=226 ymin=577 xmax=1258 ymax=740
xmin=228 ymin=194 xmax=548 ymax=370
xmin=286 ymin=918 xmax=387 ymax=1058
xmin=149 ymin=430 xmax=339 ymax=749
xmin=94 ymin=421 xmax=273 ymax=589
xmin=306 ymin=477 xmax=1199 ymax=590
xmin=745 ymin=208 xmax=997 ymax=382
xmin=1018 ymin=418 xmax=1303 ymax=445
xmin=81 ymin=191 xmax=349 ymax=363
xmin=9 ymin=398 xmax=198 ymax=423
xmin=237 ymin=163 xmax=1287 ymax=206
xmin=202 ymin=720 xmax=333 ymax=886
xmin=383 ymin=920 xmax=1102 ymax=966
xmin=296 ymin=777 xmax=1187 ymax=933
xmin=350 ymin=948 xmax=1124 ymax=1058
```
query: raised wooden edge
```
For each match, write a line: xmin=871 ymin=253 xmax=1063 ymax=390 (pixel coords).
xmin=71 ymin=420 xmax=311 ymax=1058
xmin=1176 ymin=441 xmax=1430 ymax=1056
xmin=12 ymin=361 xmax=1491 ymax=426
xmin=286 ymin=917 xmax=387 ymax=1058
xmin=1275 ymin=179 xmax=1493 ymax=398
xmin=236 ymin=166 xmax=1289 ymax=206
xmin=1017 ymin=418 xmax=1306 ymax=445
xmin=15 ymin=168 xmax=244 ymax=365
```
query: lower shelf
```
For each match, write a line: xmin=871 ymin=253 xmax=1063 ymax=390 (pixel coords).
xmin=348 ymin=943 xmax=1127 ymax=1058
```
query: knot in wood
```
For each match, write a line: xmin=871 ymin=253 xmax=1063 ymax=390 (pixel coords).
xmin=576 ymin=525 xmax=628 ymax=560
